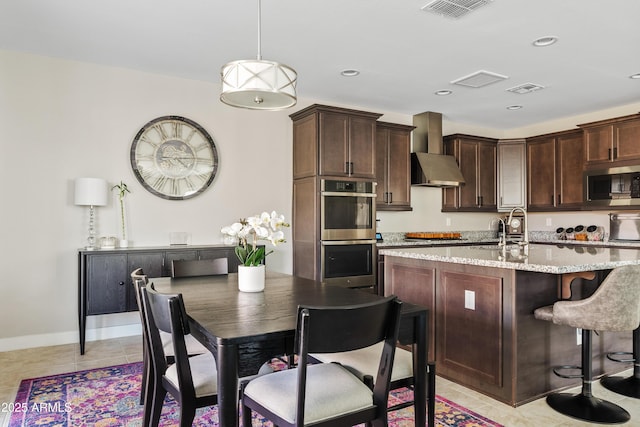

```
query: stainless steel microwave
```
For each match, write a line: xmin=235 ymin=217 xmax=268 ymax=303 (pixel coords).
xmin=584 ymin=165 xmax=640 ymax=207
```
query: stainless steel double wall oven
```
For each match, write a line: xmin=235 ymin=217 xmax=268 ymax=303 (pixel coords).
xmin=320 ymin=179 xmax=376 ymax=289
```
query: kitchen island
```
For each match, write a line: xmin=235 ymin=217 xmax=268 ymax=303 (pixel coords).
xmin=379 ymin=243 xmax=640 ymax=406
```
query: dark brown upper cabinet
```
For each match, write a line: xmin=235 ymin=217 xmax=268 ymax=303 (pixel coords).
xmin=291 ymin=104 xmax=382 ymax=179
xmin=376 ymin=122 xmax=415 ymax=211
xmin=442 ymin=134 xmax=497 ymax=212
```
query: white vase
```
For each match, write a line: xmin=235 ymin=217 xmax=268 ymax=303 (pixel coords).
xmin=119 ymin=239 xmax=129 ymax=248
xmin=238 ymin=265 xmax=265 ymax=292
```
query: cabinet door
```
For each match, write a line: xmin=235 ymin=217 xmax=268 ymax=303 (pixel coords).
xmin=584 ymin=125 xmax=613 ymax=164
xmin=458 ymin=140 xmax=479 ymax=209
xmin=477 ymin=142 xmax=497 ymax=210
xmin=527 ymin=137 xmax=556 ymax=210
xmin=376 ymin=125 xmax=411 ymax=210
xmin=163 ymin=250 xmax=198 ymax=276
xmin=442 ymin=140 xmax=459 ymax=210
xmin=348 ymin=116 xmax=376 ymax=178
xmin=375 ymin=127 xmax=389 ymax=204
xmin=127 ymin=252 xmax=164 ymax=309
xmin=386 ymin=128 xmax=411 ymax=207
xmin=557 ymin=131 xmax=584 ymax=207
xmin=497 ymin=141 xmax=526 ymax=211
xmin=615 ymin=119 xmax=640 ymax=162
xmin=86 ymin=254 xmax=129 ymax=315
xmin=318 ymin=112 xmax=349 ymax=176
xmin=292 ymin=114 xmax=318 ymax=179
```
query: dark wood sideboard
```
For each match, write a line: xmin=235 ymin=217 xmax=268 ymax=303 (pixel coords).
xmin=77 ymin=244 xmax=248 ymax=354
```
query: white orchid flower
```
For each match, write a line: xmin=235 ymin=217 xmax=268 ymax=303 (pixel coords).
xmin=269 ymin=230 xmax=285 ymax=245
xmin=254 ymin=226 xmax=269 ymax=238
xmin=221 ymin=222 xmax=243 ymax=236
xmin=221 ymin=211 xmax=289 ymax=265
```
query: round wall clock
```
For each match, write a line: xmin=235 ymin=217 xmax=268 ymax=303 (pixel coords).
xmin=130 ymin=116 xmax=219 ymax=200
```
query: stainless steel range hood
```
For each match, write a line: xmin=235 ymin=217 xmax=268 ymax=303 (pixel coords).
xmin=411 ymin=111 xmax=466 ymax=187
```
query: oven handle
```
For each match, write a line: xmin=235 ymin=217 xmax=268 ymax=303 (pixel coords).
xmin=321 ymin=240 xmax=377 ymax=245
xmin=321 ymin=191 xmax=376 ymax=198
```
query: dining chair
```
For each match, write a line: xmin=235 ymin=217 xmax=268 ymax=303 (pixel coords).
xmin=171 ymin=258 xmax=228 ymax=278
xmin=311 ymin=344 xmax=436 ymax=427
xmin=130 ymin=269 xmax=208 ymax=414
xmin=241 ymin=296 xmax=403 ymax=427
xmin=141 ymin=284 xmax=219 ymax=427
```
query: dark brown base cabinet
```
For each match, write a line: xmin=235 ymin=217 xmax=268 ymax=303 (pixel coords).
xmin=78 ymin=245 xmax=243 ymax=354
xmin=383 ymin=255 xmax=631 ymax=406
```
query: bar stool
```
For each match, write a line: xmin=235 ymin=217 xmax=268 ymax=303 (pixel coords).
xmin=601 ymin=325 xmax=640 ymax=398
xmin=533 ymin=265 xmax=640 ymax=424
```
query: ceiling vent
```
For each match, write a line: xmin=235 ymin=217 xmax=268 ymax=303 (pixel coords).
xmin=451 ymin=70 xmax=508 ymax=88
xmin=506 ymin=83 xmax=545 ymax=94
xmin=422 ymin=0 xmax=493 ymax=19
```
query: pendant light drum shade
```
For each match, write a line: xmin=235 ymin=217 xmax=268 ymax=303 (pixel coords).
xmin=220 ymin=59 xmax=297 ymax=110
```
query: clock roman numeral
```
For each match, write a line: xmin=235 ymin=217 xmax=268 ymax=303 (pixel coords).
xmin=172 ymin=122 xmax=183 ymax=139
xmin=139 ymin=134 xmax=160 ymax=147
xmin=183 ymin=127 xmax=197 ymax=144
xmin=152 ymin=174 xmax=169 ymax=191
xmin=153 ymin=123 xmax=169 ymax=141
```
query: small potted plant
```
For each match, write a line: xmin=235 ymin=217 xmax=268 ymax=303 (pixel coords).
xmin=112 ymin=181 xmax=131 ymax=248
xmin=221 ymin=211 xmax=289 ymax=292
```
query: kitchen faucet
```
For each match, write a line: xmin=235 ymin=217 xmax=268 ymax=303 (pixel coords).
xmin=507 ymin=207 xmax=529 ymax=254
xmin=496 ymin=217 xmax=506 ymax=248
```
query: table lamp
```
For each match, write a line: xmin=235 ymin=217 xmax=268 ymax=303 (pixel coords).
xmin=75 ymin=177 xmax=108 ymax=249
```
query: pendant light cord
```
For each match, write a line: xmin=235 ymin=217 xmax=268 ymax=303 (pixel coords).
xmin=256 ymin=0 xmax=262 ymax=61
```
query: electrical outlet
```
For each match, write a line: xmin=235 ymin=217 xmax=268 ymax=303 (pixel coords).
xmin=576 ymin=328 xmax=582 ymax=345
xmin=464 ymin=290 xmax=475 ymax=310
xmin=446 ymin=217 xmax=451 ymax=226
xmin=546 ymin=217 xmax=552 ymax=226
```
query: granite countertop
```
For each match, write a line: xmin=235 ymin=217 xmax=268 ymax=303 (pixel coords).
xmin=378 ymin=243 xmax=640 ymax=274
xmin=377 ymin=230 xmax=640 ymax=249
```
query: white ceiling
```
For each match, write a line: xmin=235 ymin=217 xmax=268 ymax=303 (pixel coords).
xmin=1 ymin=0 xmax=639 ymax=130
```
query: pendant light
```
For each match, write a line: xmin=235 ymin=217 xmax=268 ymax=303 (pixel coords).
xmin=220 ymin=0 xmax=297 ymax=110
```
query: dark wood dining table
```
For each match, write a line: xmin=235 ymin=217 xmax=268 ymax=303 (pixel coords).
xmin=152 ymin=271 xmax=429 ymax=427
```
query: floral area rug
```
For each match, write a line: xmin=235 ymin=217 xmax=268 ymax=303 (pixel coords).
xmin=9 ymin=362 xmax=503 ymax=427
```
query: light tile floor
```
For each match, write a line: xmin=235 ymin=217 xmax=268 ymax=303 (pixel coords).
xmin=0 ymin=336 xmax=638 ymax=426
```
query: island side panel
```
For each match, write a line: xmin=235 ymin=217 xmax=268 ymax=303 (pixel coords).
xmin=383 ymin=256 xmax=436 ymax=362
xmin=383 ymin=255 xmax=516 ymax=404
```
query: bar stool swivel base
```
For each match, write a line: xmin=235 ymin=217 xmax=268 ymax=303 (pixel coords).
xmin=601 ymin=375 xmax=640 ymax=399
xmin=601 ymin=326 xmax=640 ymax=398
xmin=546 ymin=393 xmax=630 ymax=424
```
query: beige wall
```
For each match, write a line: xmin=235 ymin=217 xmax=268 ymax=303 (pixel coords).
xmin=1 ymin=48 xmax=639 ymax=351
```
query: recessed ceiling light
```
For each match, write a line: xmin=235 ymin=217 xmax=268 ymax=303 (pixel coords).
xmin=533 ymin=36 xmax=558 ymax=47
xmin=340 ymin=69 xmax=360 ymax=77
xmin=506 ymin=105 xmax=523 ymax=110
xmin=435 ymin=90 xmax=452 ymax=96
xmin=630 ymin=73 xmax=640 ymax=79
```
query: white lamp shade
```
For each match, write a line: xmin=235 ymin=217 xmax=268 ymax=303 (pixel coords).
xmin=74 ymin=178 xmax=108 ymax=206
xmin=220 ymin=59 xmax=297 ymax=110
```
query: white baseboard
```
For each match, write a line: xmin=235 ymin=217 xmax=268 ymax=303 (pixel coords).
xmin=0 ymin=324 xmax=142 ymax=352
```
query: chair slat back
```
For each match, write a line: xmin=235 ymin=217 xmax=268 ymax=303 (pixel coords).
xmin=171 ymin=258 xmax=229 ymax=278
xmin=141 ymin=285 xmax=197 ymax=399
xmin=294 ymin=296 xmax=402 ymax=424
xmin=296 ymin=296 xmax=402 ymax=354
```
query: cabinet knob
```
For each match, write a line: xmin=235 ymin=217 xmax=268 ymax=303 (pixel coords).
xmin=119 ymin=281 xmax=125 ymax=286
